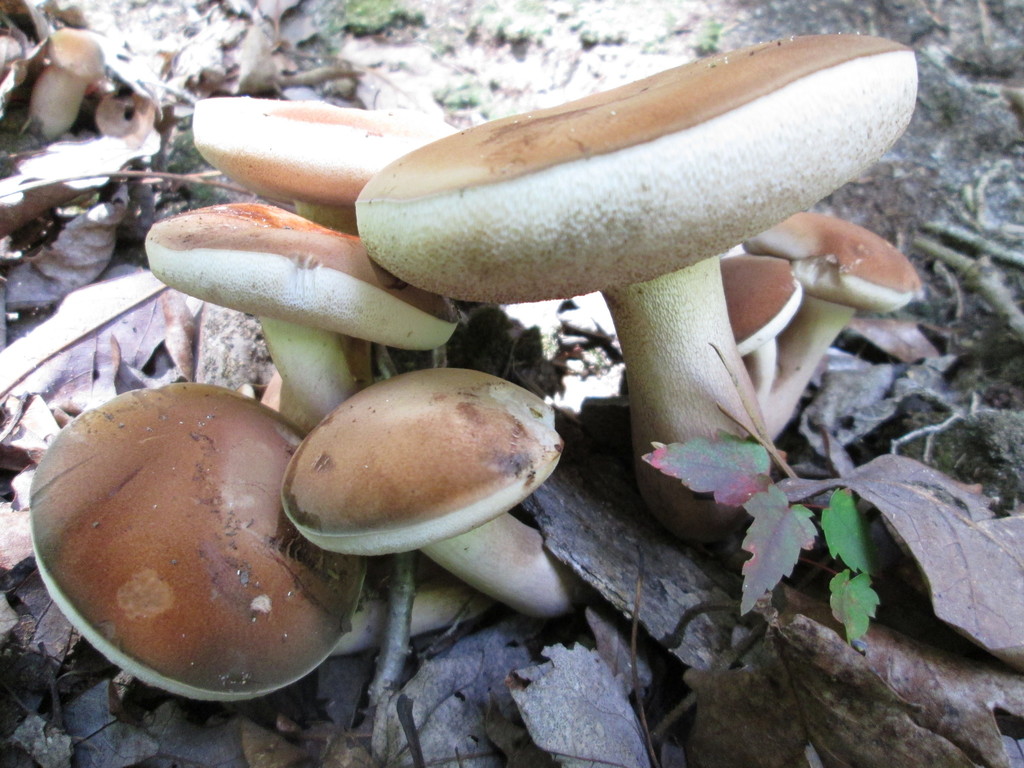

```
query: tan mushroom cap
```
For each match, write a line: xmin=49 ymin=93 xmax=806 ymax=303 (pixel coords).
xmin=30 ymin=384 xmax=364 ymax=700
xmin=282 ymin=368 xmax=564 ymax=556
xmin=146 ymin=203 xmax=457 ymax=350
xmin=720 ymin=254 xmax=802 ymax=355
xmin=47 ymin=28 xmax=105 ymax=80
xmin=742 ymin=211 xmax=922 ymax=312
xmin=193 ymin=98 xmax=457 ymax=208
xmin=357 ymin=34 xmax=917 ymax=303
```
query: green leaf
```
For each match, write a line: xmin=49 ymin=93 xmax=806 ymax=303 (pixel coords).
xmin=642 ymin=432 xmax=771 ymax=506
xmin=829 ymin=570 xmax=879 ymax=643
xmin=820 ymin=488 xmax=877 ymax=574
xmin=739 ymin=486 xmax=817 ymax=614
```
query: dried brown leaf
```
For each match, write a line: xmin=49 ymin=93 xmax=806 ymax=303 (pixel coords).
xmin=508 ymin=644 xmax=649 ymax=768
xmin=0 ymin=393 xmax=59 ymax=470
xmin=847 ymin=317 xmax=941 ymax=362
xmin=783 ymin=454 xmax=1024 ymax=670
xmin=0 ymin=271 xmax=196 ymax=414
xmin=6 ymin=195 xmax=127 ymax=310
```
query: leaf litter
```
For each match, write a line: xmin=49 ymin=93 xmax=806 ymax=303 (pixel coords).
xmin=3 ymin=0 xmax=1024 ymax=765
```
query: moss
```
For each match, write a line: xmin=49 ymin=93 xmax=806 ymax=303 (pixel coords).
xmin=928 ymin=410 xmax=1024 ymax=512
xmin=343 ymin=0 xmax=424 ymax=36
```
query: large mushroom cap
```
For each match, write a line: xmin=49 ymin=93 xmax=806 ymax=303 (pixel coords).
xmin=30 ymin=384 xmax=364 ymax=700
xmin=357 ymin=34 xmax=918 ymax=303
xmin=193 ymin=98 xmax=457 ymax=208
xmin=282 ymin=368 xmax=564 ymax=556
xmin=145 ymin=203 xmax=457 ymax=350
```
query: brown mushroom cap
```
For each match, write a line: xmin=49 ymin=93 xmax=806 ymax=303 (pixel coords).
xmin=282 ymin=368 xmax=564 ymax=556
xmin=720 ymin=254 xmax=802 ymax=355
xmin=742 ymin=211 xmax=922 ymax=312
xmin=193 ymin=98 xmax=457 ymax=209
xmin=357 ymin=34 xmax=918 ymax=303
xmin=145 ymin=203 xmax=457 ymax=350
xmin=30 ymin=384 xmax=364 ymax=700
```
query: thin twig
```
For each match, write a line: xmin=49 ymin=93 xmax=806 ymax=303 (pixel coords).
xmin=630 ymin=552 xmax=660 ymax=768
xmin=367 ymin=551 xmax=418 ymax=706
xmin=921 ymin=221 xmax=1024 ymax=270
xmin=395 ymin=694 xmax=426 ymax=768
xmin=915 ymin=236 xmax=1024 ymax=343
xmin=0 ymin=170 xmax=250 ymax=200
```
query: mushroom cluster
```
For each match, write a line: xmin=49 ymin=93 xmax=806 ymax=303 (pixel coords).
xmin=31 ymin=32 xmax=923 ymax=701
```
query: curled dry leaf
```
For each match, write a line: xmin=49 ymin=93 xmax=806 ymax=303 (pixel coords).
xmin=5 ymin=193 xmax=127 ymax=310
xmin=0 ymin=271 xmax=197 ymax=415
xmin=846 ymin=317 xmax=942 ymax=363
xmin=0 ymin=131 xmax=159 ymax=238
xmin=781 ymin=454 xmax=1024 ymax=672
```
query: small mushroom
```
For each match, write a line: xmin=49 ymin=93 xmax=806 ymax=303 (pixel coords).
xmin=192 ymin=97 xmax=456 ymax=233
xmin=720 ymin=254 xmax=803 ymax=405
xmin=29 ymin=383 xmax=364 ymax=700
xmin=145 ymin=203 xmax=457 ymax=431
xmin=28 ymin=27 xmax=106 ymax=138
xmin=282 ymin=368 xmax=580 ymax=618
xmin=356 ymin=35 xmax=918 ymax=541
xmin=742 ymin=212 xmax=922 ymax=437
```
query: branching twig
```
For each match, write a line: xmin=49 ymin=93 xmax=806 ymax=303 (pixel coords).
xmin=921 ymin=221 xmax=1024 ymax=270
xmin=915 ymin=236 xmax=1024 ymax=343
xmin=368 ymin=551 xmax=418 ymax=706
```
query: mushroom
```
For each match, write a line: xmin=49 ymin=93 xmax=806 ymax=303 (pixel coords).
xmin=28 ymin=27 xmax=106 ymax=139
xmin=192 ymin=97 xmax=456 ymax=233
xmin=145 ymin=203 xmax=458 ymax=431
xmin=29 ymin=383 xmax=364 ymax=700
xmin=720 ymin=253 xmax=803 ymax=405
xmin=742 ymin=211 xmax=923 ymax=437
xmin=355 ymin=35 xmax=918 ymax=541
xmin=282 ymin=367 xmax=580 ymax=618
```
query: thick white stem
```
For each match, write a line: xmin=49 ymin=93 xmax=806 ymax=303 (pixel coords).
xmin=421 ymin=513 xmax=578 ymax=618
xmin=603 ymin=258 xmax=767 ymax=542
xmin=259 ymin=316 xmax=371 ymax=432
xmin=744 ymin=342 xmax=778 ymax=408
xmin=763 ymin=296 xmax=854 ymax=438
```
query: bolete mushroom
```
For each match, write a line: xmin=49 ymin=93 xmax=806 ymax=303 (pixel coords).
xmin=29 ymin=383 xmax=364 ymax=700
xmin=145 ymin=203 xmax=457 ymax=431
xmin=282 ymin=367 xmax=579 ymax=618
xmin=192 ymin=97 xmax=456 ymax=233
xmin=742 ymin=211 xmax=923 ymax=437
xmin=28 ymin=27 xmax=106 ymax=139
xmin=356 ymin=35 xmax=918 ymax=541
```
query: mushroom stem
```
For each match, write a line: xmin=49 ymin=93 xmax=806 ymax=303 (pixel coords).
xmin=744 ymin=343 xmax=778 ymax=406
xmin=296 ymin=201 xmax=359 ymax=236
xmin=259 ymin=316 xmax=372 ymax=432
xmin=603 ymin=257 xmax=766 ymax=541
xmin=420 ymin=513 xmax=579 ymax=619
xmin=763 ymin=295 xmax=855 ymax=437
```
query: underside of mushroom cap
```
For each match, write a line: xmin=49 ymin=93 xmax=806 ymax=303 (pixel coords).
xmin=357 ymin=35 xmax=918 ymax=303
xmin=146 ymin=204 xmax=457 ymax=350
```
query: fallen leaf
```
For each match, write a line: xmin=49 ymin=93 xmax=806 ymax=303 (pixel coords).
xmin=740 ymin=486 xmax=816 ymax=614
xmin=372 ymin=615 xmax=540 ymax=768
xmin=6 ymin=194 xmax=127 ymax=310
xmin=10 ymin=714 xmax=73 ymax=768
xmin=508 ymin=644 xmax=649 ymax=768
xmin=0 ymin=393 xmax=60 ymax=471
xmin=0 ymin=501 xmax=32 ymax=573
xmin=142 ymin=701 xmax=248 ymax=768
xmin=63 ymin=682 xmax=159 ymax=768
xmin=782 ymin=454 xmax=1024 ymax=671
xmin=0 ymin=132 xmax=159 ymax=238
xmin=0 ymin=271 xmax=196 ymax=414
xmin=847 ymin=317 xmax=942 ymax=362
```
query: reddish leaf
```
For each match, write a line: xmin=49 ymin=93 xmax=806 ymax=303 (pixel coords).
xmin=643 ymin=432 xmax=771 ymax=506
xmin=740 ymin=486 xmax=817 ymax=614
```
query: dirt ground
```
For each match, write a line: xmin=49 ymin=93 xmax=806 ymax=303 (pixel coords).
xmin=2 ymin=0 xmax=1024 ymax=766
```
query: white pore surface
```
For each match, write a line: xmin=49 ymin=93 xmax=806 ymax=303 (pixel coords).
xmin=147 ymin=243 xmax=456 ymax=349
xmin=358 ymin=49 xmax=918 ymax=303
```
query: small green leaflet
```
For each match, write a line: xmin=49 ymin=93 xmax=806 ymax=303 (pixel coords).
xmin=740 ymin=486 xmax=817 ymax=614
xmin=820 ymin=489 xmax=877 ymax=575
xmin=829 ymin=570 xmax=879 ymax=643
xmin=643 ymin=431 xmax=772 ymax=506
